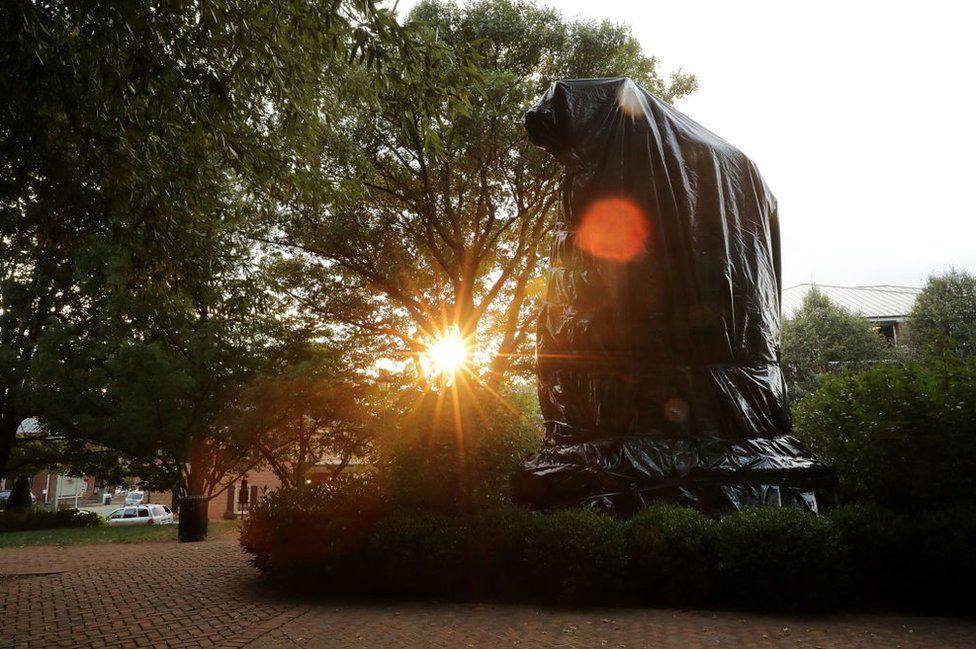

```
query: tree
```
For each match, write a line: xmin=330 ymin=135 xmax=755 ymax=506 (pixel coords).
xmin=0 ymin=0 xmax=407 ymax=479
xmin=31 ymin=285 xmax=274 ymax=505
xmin=271 ymin=0 xmax=697 ymax=389
xmin=241 ymin=346 xmax=374 ymax=489
xmin=2 ymin=424 xmax=130 ymax=490
xmin=4 ymin=475 xmax=33 ymax=512
xmin=781 ymin=288 xmax=891 ymax=400
xmin=906 ymin=268 xmax=976 ymax=358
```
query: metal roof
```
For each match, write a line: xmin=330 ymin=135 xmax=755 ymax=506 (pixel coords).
xmin=16 ymin=418 xmax=41 ymax=435
xmin=782 ymin=284 xmax=922 ymax=321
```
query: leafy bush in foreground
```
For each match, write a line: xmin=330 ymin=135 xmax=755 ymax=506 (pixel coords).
xmin=523 ymin=508 xmax=628 ymax=603
xmin=239 ymin=476 xmax=384 ymax=582
xmin=715 ymin=506 xmax=848 ymax=610
xmin=368 ymin=510 xmax=466 ymax=597
xmin=826 ymin=504 xmax=911 ymax=603
xmin=629 ymin=505 xmax=716 ymax=604
xmin=794 ymin=356 xmax=976 ymax=511
xmin=466 ymin=505 xmax=536 ymax=596
xmin=242 ymin=489 xmax=976 ymax=612
xmin=826 ymin=503 xmax=976 ymax=613
xmin=903 ymin=504 xmax=976 ymax=612
xmin=374 ymin=387 xmax=540 ymax=513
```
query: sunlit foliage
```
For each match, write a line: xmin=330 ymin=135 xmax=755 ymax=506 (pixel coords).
xmin=268 ymin=0 xmax=697 ymax=391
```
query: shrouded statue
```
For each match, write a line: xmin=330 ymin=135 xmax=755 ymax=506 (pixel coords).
xmin=514 ymin=78 xmax=835 ymax=514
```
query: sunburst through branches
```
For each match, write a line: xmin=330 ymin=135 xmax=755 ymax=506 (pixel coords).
xmin=421 ymin=327 xmax=473 ymax=384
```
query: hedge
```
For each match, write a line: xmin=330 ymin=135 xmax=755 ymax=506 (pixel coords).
xmin=629 ymin=505 xmax=716 ymax=605
xmin=522 ymin=508 xmax=628 ymax=603
xmin=241 ymin=492 xmax=976 ymax=612
xmin=0 ymin=508 xmax=103 ymax=532
xmin=714 ymin=506 xmax=847 ymax=610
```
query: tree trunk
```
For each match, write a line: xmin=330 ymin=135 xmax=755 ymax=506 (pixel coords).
xmin=179 ymin=442 xmax=210 ymax=542
xmin=0 ymin=414 xmax=20 ymax=479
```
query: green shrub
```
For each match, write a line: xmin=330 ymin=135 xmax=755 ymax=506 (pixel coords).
xmin=0 ymin=508 xmax=102 ymax=532
xmin=794 ymin=357 xmax=976 ymax=512
xmin=629 ymin=504 xmax=718 ymax=604
xmin=826 ymin=504 xmax=911 ymax=603
xmin=367 ymin=510 xmax=466 ymax=597
xmin=374 ymin=387 xmax=540 ymax=513
xmin=242 ymin=497 xmax=976 ymax=612
xmin=715 ymin=507 xmax=848 ymax=610
xmin=468 ymin=504 xmax=536 ymax=597
xmin=903 ymin=505 xmax=976 ymax=613
xmin=468 ymin=389 xmax=540 ymax=506
xmin=240 ymin=468 xmax=971 ymax=612
xmin=523 ymin=508 xmax=628 ymax=604
xmin=376 ymin=441 xmax=464 ymax=513
xmin=240 ymin=476 xmax=384 ymax=585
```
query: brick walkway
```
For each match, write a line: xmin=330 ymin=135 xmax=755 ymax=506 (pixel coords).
xmin=2 ymin=536 xmax=974 ymax=648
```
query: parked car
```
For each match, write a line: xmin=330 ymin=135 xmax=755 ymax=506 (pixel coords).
xmin=124 ymin=490 xmax=144 ymax=505
xmin=106 ymin=504 xmax=174 ymax=526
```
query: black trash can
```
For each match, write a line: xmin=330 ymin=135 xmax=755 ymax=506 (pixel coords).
xmin=178 ymin=495 xmax=209 ymax=543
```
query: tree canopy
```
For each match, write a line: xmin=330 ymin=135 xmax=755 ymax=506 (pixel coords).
xmin=270 ymin=0 xmax=697 ymax=389
xmin=2 ymin=0 xmax=697 ymax=496
xmin=906 ymin=268 xmax=976 ymax=359
xmin=781 ymin=288 xmax=891 ymax=400
xmin=0 ymin=0 xmax=411 ymax=484
xmin=238 ymin=344 xmax=376 ymax=489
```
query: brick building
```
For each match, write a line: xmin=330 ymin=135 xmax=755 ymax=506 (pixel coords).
xmin=145 ymin=468 xmax=283 ymax=520
xmin=5 ymin=415 xmax=362 ymax=519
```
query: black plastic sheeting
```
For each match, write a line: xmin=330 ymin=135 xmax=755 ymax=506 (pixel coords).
xmin=514 ymin=78 xmax=835 ymax=515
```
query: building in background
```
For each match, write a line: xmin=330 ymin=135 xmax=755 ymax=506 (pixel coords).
xmin=0 ymin=418 xmax=104 ymax=508
xmin=782 ymin=284 xmax=922 ymax=344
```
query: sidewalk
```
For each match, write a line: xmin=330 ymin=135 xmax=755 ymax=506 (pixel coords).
xmin=1 ymin=537 xmax=974 ymax=648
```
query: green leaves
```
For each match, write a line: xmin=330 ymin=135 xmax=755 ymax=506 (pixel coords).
xmin=0 ymin=0 xmax=408 ymax=481
xmin=236 ymin=343 xmax=376 ymax=489
xmin=276 ymin=0 xmax=697 ymax=385
xmin=907 ymin=268 xmax=976 ymax=359
xmin=794 ymin=356 xmax=976 ymax=511
xmin=781 ymin=288 xmax=892 ymax=400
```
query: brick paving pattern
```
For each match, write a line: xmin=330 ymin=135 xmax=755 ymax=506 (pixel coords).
xmin=2 ymin=536 xmax=975 ymax=648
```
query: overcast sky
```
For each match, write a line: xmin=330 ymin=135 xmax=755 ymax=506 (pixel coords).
xmin=398 ymin=0 xmax=975 ymax=288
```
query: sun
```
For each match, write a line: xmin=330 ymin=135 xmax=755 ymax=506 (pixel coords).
xmin=423 ymin=328 xmax=471 ymax=380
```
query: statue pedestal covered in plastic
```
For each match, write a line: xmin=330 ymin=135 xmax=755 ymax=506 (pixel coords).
xmin=513 ymin=78 xmax=835 ymax=515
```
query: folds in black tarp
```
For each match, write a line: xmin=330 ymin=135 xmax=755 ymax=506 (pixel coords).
xmin=514 ymin=78 xmax=834 ymax=514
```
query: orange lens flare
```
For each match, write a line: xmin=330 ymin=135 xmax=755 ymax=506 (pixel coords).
xmin=575 ymin=197 xmax=650 ymax=262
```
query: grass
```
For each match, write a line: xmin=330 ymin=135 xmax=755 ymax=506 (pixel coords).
xmin=0 ymin=520 xmax=241 ymax=548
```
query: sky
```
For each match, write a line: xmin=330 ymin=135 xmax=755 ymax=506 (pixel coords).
xmin=398 ymin=0 xmax=976 ymax=288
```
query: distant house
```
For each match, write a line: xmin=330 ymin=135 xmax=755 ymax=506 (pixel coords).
xmin=782 ymin=284 xmax=923 ymax=344
xmin=148 ymin=456 xmax=365 ymax=521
